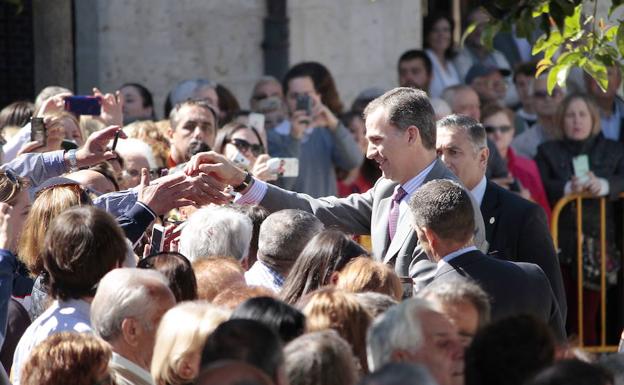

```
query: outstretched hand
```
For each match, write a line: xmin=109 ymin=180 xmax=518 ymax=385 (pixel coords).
xmin=184 ymin=151 xmax=248 ymax=187
xmin=137 ymin=169 xmax=195 ymax=215
xmin=75 ymin=125 xmax=126 ymax=168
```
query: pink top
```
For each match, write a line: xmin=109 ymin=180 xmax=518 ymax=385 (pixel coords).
xmin=507 ymin=147 xmax=552 ymax=223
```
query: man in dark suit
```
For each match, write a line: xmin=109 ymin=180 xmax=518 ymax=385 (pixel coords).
xmin=182 ymin=87 xmax=487 ymax=279
xmin=409 ymin=179 xmax=566 ymax=340
xmin=435 ymin=114 xmax=567 ymax=321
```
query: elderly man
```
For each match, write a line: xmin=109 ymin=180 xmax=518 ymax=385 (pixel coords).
xmin=91 ymin=268 xmax=175 ymax=385
xmin=179 ymin=205 xmax=253 ymax=266
xmin=11 ymin=206 xmax=128 ymax=385
xmin=367 ymin=298 xmax=462 ymax=385
xmin=435 ymin=114 xmax=566 ymax=320
xmin=167 ymin=100 xmax=219 ymax=168
xmin=408 ymin=179 xmax=566 ymax=339
xmin=245 ymin=209 xmax=323 ymax=291
xmin=114 ymin=138 xmax=158 ymax=188
xmin=184 ymin=87 xmax=487 ymax=280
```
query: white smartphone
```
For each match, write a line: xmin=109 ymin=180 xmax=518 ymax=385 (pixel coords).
xmin=230 ymin=150 xmax=251 ymax=170
xmin=150 ymin=224 xmax=166 ymax=255
xmin=573 ymin=154 xmax=590 ymax=184
xmin=267 ymin=157 xmax=299 ymax=178
xmin=248 ymin=112 xmax=265 ymax=136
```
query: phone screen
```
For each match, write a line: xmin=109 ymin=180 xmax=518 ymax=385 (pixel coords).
xmin=30 ymin=117 xmax=47 ymax=145
xmin=64 ymin=96 xmax=102 ymax=116
xmin=150 ymin=225 xmax=165 ymax=255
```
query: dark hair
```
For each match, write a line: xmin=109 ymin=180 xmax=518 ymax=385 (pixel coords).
xmin=282 ymin=62 xmax=344 ymax=115
xmin=408 ymin=179 xmax=475 ymax=243
xmin=423 ymin=12 xmax=456 ymax=60
xmin=120 ymin=83 xmax=155 ymax=109
xmin=42 ymin=206 xmax=127 ymax=300
xmin=527 ymin=360 xmax=614 ymax=385
xmin=513 ymin=61 xmax=538 ymax=83
xmin=0 ymin=101 xmax=35 ymax=129
xmin=169 ymin=99 xmax=219 ymax=131
xmin=216 ymin=84 xmax=241 ymax=126
xmin=137 ymin=251 xmax=198 ymax=302
xmin=465 ymin=315 xmax=556 ymax=385
xmin=214 ymin=122 xmax=265 ymax=155
xmin=231 ymin=297 xmax=306 ymax=343
xmin=397 ymin=50 xmax=433 ymax=77
xmin=227 ymin=204 xmax=269 ymax=268
xmin=201 ymin=319 xmax=284 ymax=381
xmin=363 ymin=87 xmax=436 ymax=150
xmin=280 ymin=230 xmax=369 ymax=305
xmin=437 ymin=114 xmax=487 ymax=150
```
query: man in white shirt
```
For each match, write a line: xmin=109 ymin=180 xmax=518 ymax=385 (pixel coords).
xmin=91 ymin=268 xmax=175 ymax=385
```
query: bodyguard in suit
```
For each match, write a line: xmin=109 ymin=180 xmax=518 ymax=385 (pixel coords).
xmin=409 ymin=179 xmax=566 ymax=340
xmin=183 ymin=87 xmax=487 ymax=279
xmin=435 ymin=114 xmax=567 ymax=321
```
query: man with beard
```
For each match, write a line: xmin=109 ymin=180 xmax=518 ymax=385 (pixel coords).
xmin=166 ymin=100 xmax=218 ymax=168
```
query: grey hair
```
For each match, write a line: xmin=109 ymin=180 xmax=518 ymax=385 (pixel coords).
xmin=113 ymin=138 xmax=158 ymax=169
xmin=90 ymin=268 xmax=171 ymax=342
xmin=437 ymin=113 xmax=487 ymax=151
xmin=285 ymin=330 xmax=358 ymax=385
xmin=34 ymin=86 xmax=72 ymax=114
xmin=169 ymin=78 xmax=217 ymax=107
xmin=257 ymin=209 xmax=324 ymax=274
xmin=418 ymin=276 xmax=491 ymax=327
xmin=179 ymin=206 xmax=253 ymax=263
xmin=353 ymin=292 xmax=398 ymax=318
xmin=363 ymin=87 xmax=436 ymax=150
xmin=358 ymin=362 xmax=437 ymax=385
xmin=366 ymin=298 xmax=436 ymax=371
xmin=252 ymin=76 xmax=282 ymax=94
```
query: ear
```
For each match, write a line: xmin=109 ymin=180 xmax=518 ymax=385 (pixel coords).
xmin=422 ymin=227 xmax=438 ymax=248
xmin=177 ymin=355 xmax=197 ymax=380
xmin=390 ymin=349 xmax=411 ymax=363
xmin=406 ymin=125 xmax=420 ymax=145
xmin=167 ymin=125 xmax=175 ymax=140
xmin=329 ymin=271 xmax=340 ymax=285
xmin=120 ymin=318 xmax=139 ymax=347
xmin=479 ymin=147 xmax=490 ymax=169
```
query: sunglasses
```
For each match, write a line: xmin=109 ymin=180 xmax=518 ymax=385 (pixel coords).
xmin=228 ymin=138 xmax=264 ymax=157
xmin=484 ymin=125 xmax=513 ymax=134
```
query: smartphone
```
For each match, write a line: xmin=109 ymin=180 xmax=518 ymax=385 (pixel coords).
xmin=295 ymin=94 xmax=313 ymax=116
xmin=111 ymin=130 xmax=121 ymax=151
xmin=231 ymin=150 xmax=251 ymax=170
xmin=400 ymin=276 xmax=414 ymax=299
xmin=573 ymin=154 xmax=590 ymax=184
xmin=64 ymin=95 xmax=102 ymax=116
xmin=30 ymin=117 xmax=47 ymax=145
xmin=150 ymin=224 xmax=166 ymax=255
xmin=61 ymin=139 xmax=78 ymax=151
xmin=267 ymin=157 xmax=299 ymax=178
xmin=248 ymin=112 xmax=265 ymax=136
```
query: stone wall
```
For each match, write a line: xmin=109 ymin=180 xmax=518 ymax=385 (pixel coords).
xmin=76 ymin=0 xmax=421 ymax=118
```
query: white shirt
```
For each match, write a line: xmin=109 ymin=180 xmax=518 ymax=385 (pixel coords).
xmin=11 ymin=299 xmax=92 ymax=385
xmin=426 ymin=49 xmax=461 ymax=99
xmin=470 ymin=176 xmax=488 ymax=206
xmin=110 ymin=352 xmax=155 ymax=385
xmin=437 ymin=245 xmax=479 ymax=272
xmin=395 ymin=160 xmax=438 ymax=222
xmin=244 ymin=260 xmax=284 ymax=293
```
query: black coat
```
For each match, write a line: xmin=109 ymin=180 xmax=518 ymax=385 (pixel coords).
xmin=432 ymin=250 xmax=566 ymax=341
xmin=481 ymin=180 xmax=567 ymax=320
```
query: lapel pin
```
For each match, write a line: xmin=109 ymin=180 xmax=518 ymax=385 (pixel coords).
xmin=489 ymin=217 xmax=495 ymax=224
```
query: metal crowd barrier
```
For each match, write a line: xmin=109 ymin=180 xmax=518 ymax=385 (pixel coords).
xmin=550 ymin=193 xmax=624 ymax=353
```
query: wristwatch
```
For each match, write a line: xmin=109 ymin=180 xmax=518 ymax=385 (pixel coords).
xmin=233 ymin=171 xmax=253 ymax=192
xmin=66 ymin=149 xmax=79 ymax=172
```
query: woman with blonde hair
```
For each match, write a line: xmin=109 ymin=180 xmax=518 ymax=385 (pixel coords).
xmin=335 ymin=257 xmax=403 ymax=301
xmin=302 ymin=288 xmax=372 ymax=374
xmin=20 ymin=331 xmax=112 ymax=385
xmin=151 ymin=301 xmax=230 ymax=385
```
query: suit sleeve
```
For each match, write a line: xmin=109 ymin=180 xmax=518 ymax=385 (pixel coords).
xmin=518 ymin=204 xmax=567 ymax=321
xmin=115 ymin=202 xmax=156 ymax=247
xmin=524 ymin=263 xmax=567 ymax=342
xmin=260 ymin=180 xmax=375 ymax=235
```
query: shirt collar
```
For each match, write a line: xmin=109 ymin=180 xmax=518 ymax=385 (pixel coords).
xmin=437 ymin=245 xmax=478 ymax=269
xmin=57 ymin=298 xmax=91 ymax=319
xmin=470 ymin=175 xmax=488 ymax=206
xmin=400 ymin=160 xmax=437 ymax=198
xmin=111 ymin=352 xmax=154 ymax=385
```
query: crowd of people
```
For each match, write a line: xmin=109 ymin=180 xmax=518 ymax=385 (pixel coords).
xmin=1 ymin=6 xmax=624 ymax=385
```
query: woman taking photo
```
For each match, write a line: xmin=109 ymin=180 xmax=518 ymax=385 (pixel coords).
xmin=535 ymin=93 xmax=624 ymax=344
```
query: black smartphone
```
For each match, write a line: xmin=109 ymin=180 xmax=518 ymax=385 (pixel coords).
xmin=30 ymin=117 xmax=47 ymax=145
xmin=111 ymin=130 xmax=121 ymax=151
xmin=61 ymin=139 xmax=78 ymax=151
xmin=295 ymin=94 xmax=313 ymax=115
xmin=64 ymin=96 xmax=102 ymax=116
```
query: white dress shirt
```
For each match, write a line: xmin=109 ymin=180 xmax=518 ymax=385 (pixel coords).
xmin=470 ymin=176 xmax=488 ymax=206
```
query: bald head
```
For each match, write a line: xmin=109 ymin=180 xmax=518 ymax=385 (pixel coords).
xmin=66 ymin=169 xmax=116 ymax=194
xmin=113 ymin=138 xmax=156 ymax=187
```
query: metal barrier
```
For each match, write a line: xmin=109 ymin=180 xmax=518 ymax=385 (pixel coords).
xmin=550 ymin=193 xmax=624 ymax=353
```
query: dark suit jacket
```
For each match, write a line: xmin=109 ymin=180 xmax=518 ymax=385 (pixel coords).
xmin=259 ymin=159 xmax=487 ymax=278
xmin=433 ymin=250 xmax=566 ymax=341
xmin=481 ymin=180 xmax=567 ymax=320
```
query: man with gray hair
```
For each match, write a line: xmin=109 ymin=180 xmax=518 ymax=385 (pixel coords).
xmin=179 ymin=205 xmax=254 ymax=266
xmin=91 ymin=268 xmax=176 ymax=385
xmin=245 ymin=209 xmax=323 ymax=291
xmin=114 ymin=138 xmax=158 ymax=188
xmin=436 ymin=114 xmax=566 ymax=321
xmin=367 ymin=297 xmax=462 ymax=385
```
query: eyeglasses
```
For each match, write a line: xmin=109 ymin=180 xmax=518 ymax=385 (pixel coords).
xmin=1 ymin=169 xmax=23 ymax=203
xmin=484 ymin=125 xmax=513 ymax=134
xmin=228 ymin=138 xmax=264 ymax=157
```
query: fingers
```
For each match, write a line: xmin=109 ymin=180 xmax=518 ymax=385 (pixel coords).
xmin=140 ymin=168 xmax=150 ymax=188
xmin=184 ymin=151 xmax=222 ymax=175
xmin=143 ymin=243 xmax=151 ymax=259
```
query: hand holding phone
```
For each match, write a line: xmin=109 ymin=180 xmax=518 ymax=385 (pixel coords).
xmin=573 ymin=155 xmax=590 ymax=185
xmin=150 ymin=224 xmax=166 ymax=255
xmin=267 ymin=157 xmax=299 ymax=177
xmin=64 ymin=95 xmax=102 ymax=116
